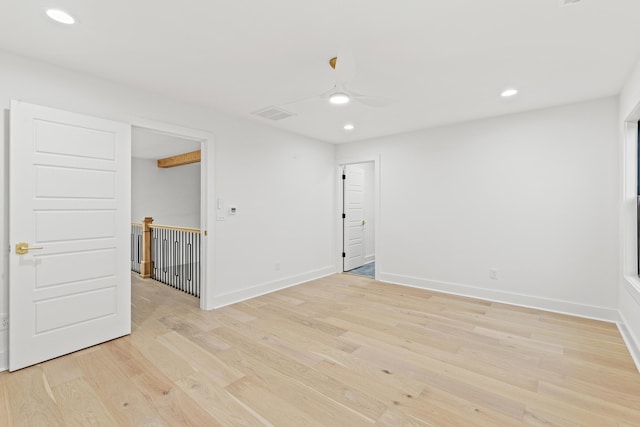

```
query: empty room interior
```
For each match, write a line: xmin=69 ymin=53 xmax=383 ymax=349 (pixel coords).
xmin=3 ymin=1 xmax=640 ymax=425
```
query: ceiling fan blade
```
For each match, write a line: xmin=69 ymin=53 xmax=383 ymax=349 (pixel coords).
xmin=353 ymin=94 xmax=392 ymax=108
xmin=334 ymin=47 xmax=356 ymax=84
xmin=345 ymin=84 xmax=390 ymax=107
xmin=274 ymin=85 xmax=337 ymax=109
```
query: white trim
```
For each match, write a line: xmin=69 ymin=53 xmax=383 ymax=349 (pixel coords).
xmin=336 ymin=156 xmax=381 ymax=280
xmin=209 ymin=266 xmax=335 ymax=308
xmin=0 ymin=108 xmax=7 ymax=372
xmin=128 ymin=117 xmax=214 ymax=142
xmin=621 ymin=120 xmax=639 ymax=280
xmin=619 ymin=95 xmax=640 ymax=369
xmin=379 ymin=272 xmax=619 ymax=322
xmin=624 ymin=276 xmax=640 ymax=306
xmin=129 ymin=119 xmax=216 ymax=310
xmin=618 ymin=311 xmax=640 ymax=373
xmin=364 ymin=255 xmax=375 ymax=264
xmin=336 ymin=166 xmax=344 ymax=274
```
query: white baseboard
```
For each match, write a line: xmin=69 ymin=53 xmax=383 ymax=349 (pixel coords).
xmin=0 ymin=350 xmax=6 ymax=372
xmin=378 ymin=272 xmax=619 ymax=323
xmin=364 ymin=254 xmax=375 ymax=264
xmin=210 ymin=265 xmax=336 ymax=309
xmin=617 ymin=312 xmax=640 ymax=373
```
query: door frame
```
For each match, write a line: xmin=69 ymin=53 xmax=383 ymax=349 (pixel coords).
xmin=1 ymin=109 xmax=8 ymax=370
xmin=336 ymin=156 xmax=380 ymax=279
xmin=130 ymin=118 xmax=215 ymax=310
xmin=622 ymin=117 xmax=640 ymax=286
xmin=620 ymin=91 xmax=640 ymax=371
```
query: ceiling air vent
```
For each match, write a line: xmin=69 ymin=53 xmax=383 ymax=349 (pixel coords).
xmin=558 ymin=0 xmax=581 ymax=6
xmin=252 ymin=106 xmax=296 ymax=121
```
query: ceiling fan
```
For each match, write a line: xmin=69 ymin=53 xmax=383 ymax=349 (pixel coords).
xmin=281 ymin=48 xmax=391 ymax=109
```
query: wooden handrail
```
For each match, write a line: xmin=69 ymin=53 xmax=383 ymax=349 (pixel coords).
xmin=132 ymin=222 xmax=199 ymax=233
xmin=149 ymin=224 xmax=200 ymax=233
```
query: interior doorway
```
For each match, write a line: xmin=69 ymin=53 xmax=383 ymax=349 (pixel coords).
xmin=130 ymin=124 xmax=210 ymax=309
xmin=341 ymin=162 xmax=376 ymax=278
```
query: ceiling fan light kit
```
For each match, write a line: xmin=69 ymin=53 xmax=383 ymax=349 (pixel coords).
xmin=46 ymin=9 xmax=75 ymax=24
xmin=329 ymin=92 xmax=350 ymax=105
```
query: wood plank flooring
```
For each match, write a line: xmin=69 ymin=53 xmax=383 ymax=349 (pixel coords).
xmin=1 ymin=273 xmax=640 ymax=426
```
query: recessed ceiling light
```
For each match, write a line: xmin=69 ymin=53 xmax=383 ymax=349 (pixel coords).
xmin=344 ymin=123 xmax=355 ymax=131
xmin=46 ymin=9 xmax=75 ymax=25
xmin=501 ymin=89 xmax=518 ymax=98
xmin=329 ymin=93 xmax=350 ymax=105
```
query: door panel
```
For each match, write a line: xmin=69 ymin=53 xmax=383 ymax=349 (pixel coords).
xmin=35 ymin=249 xmax=117 ymax=288
xmin=9 ymin=100 xmax=131 ymax=371
xmin=35 ymin=166 xmax=116 ymax=199
xmin=35 ymin=210 xmax=116 ymax=242
xmin=34 ymin=119 xmax=116 ymax=159
xmin=35 ymin=287 xmax=117 ymax=334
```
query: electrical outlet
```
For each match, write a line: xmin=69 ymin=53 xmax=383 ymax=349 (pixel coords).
xmin=0 ymin=316 xmax=7 ymax=331
xmin=489 ymin=269 xmax=498 ymax=280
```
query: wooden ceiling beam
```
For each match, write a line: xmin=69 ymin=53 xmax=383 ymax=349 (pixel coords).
xmin=157 ymin=150 xmax=201 ymax=168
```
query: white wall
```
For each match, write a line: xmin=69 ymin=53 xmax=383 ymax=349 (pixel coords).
xmin=131 ymin=158 xmax=200 ymax=228
xmin=213 ymin=124 xmax=336 ymax=306
xmin=0 ymin=51 xmax=336 ymax=370
xmin=337 ymin=97 xmax=620 ymax=319
xmin=618 ymin=57 xmax=640 ymax=366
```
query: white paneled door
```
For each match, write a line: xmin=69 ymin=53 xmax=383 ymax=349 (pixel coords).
xmin=343 ymin=165 xmax=366 ymax=271
xmin=9 ymin=101 xmax=131 ymax=371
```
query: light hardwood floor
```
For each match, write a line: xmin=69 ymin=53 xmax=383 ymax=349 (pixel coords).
xmin=2 ymin=273 xmax=640 ymax=426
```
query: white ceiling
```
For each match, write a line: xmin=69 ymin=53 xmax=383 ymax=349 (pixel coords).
xmin=132 ymin=127 xmax=201 ymax=160
xmin=1 ymin=0 xmax=639 ymax=143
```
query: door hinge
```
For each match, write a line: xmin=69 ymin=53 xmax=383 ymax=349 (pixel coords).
xmin=342 ymin=174 xmax=346 ymax=180
xmin=342 ymin=213 xmax=346 ymax=219
xmin=342 ymin=252 xmax=346 ymax=258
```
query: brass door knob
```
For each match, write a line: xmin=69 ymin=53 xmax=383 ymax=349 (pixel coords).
xmin=15 ymin=242 xmax=44 ymax=255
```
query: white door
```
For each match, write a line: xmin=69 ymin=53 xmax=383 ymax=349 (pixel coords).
xmin=343 ymin=165 xmax=366 ymax=271
xmin=9 ymin=100 xmax=131 ymax=371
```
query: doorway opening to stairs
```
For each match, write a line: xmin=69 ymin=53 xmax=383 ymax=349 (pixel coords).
xmin=130 ymin=124 xmax=210 ymax=308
